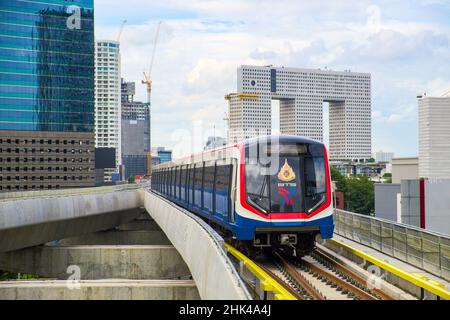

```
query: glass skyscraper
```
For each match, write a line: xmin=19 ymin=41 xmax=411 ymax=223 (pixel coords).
xmin=0 ymin=0 xmax=95 ymax=192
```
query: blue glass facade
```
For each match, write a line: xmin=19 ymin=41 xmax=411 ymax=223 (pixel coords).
xmin=158 ymin=150 xmax=172 ymax=163
xmin=0 ymin=0 xmax=94 ymax=132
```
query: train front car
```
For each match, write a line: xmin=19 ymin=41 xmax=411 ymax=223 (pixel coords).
xmin=235 ymin=135 xmax=334 ymax=256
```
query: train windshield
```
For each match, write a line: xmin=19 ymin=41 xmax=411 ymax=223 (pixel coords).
xmin=245 ymin=142 xmax=327 ymax=214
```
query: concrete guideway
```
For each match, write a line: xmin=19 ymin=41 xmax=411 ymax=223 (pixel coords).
xmin=0 ymin=212 xmax=201 ymax=300
xmin=0 ymin=187 xmax=142 ymax=252
xmin=142 ymin=190 xmax=252 ymax=300
xmin=0 ymin=279 xmax=198 ymax=300
xmin=0 ymin=245 xmax=191 ymax=280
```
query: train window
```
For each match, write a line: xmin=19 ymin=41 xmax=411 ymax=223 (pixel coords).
xmin=167 ymin=168 xmax=171 ymax=196
xmin=203 ymin=165 xmax=215 ymax=212
xmin=156 ymin=171 xmax=160 ymax=191
xmin=177 ymin=166 xmax=182 ymax=199
xmin=164 ymin=169 xmax=168 ymax=195
xmin=181 ymin=165 xmax=189 ymax=202
xmin=215 ymin=165 xmax=231 ymax=219
xmin=180 ymin=166 xmax=186 ymax=201
xmin=304 ymin=157 xmax=327 ymax=212
xmin=262 ymin=144 xmax=308 ymax=155
xmin=189 ymin=165 xmax=195 ymax=204
xmin=172 ymin=167 xmax=176 ymax=197
xmin=172 ymin=167 xmax=180 ymax=198
xmin=245 ymin=161 xmax=271 ymax=213
xmin=165 ymin=169 xmax=169 ymax=195
xmin=194 ymin=163 xmax=203 ymax=207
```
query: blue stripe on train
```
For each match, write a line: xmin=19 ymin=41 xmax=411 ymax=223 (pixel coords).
xmin=229 ymin=214 xmax=334 ymax=241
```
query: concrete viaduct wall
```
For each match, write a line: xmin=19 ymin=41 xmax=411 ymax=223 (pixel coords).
xmin=142 ymin=190 xmax=251 ymax=300
xmin=0 ymin=186 xmax=250 ymax=300
xmin=0 ymin=187 xmax=142 ymax=252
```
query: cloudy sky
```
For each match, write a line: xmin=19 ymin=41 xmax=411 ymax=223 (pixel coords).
xmin=94 ymin=0 xmax=450 ymax=158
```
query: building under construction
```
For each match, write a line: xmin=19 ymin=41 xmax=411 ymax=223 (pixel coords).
xmin=121 ymin=79 xmax=151 ymax=180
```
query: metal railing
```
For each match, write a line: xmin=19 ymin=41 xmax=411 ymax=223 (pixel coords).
xmin=0 ymin=183 xmax=147 ymax=201
xmin=334 ymin=209 xmax=450 ymax=282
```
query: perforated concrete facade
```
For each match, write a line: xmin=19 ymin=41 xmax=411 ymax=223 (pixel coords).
xmin=227 ymin=65 xmax=372 ymax=160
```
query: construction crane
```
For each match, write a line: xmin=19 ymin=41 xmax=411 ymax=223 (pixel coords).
xmin=116 ymin=19 xmax=127 ymax=42
xmin=143 ymin=21 xmax=162 ymax=176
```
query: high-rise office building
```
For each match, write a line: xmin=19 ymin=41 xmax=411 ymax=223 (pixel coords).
xmin=418 ymin=96 xmax=450 ymax=179
xmin=121 ymin=79 xmax=150 ymax=179
xmin=226 ymin=65 xmax=372 ymax=160
xmin=94 ymin=40 xmax=121 ymax=181
xmin=0 ymin=0 xmax=95 ymax=192
xmin=152 ymin=147 xmax=172 ymax=163
xmin=373 ymin=151 xmax=394 ymax=163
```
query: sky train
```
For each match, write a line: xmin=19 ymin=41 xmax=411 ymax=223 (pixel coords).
xmin=150 ymin=135 xmax=334 ymax=256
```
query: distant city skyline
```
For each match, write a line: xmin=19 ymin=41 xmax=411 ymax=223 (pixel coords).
xmin=94 ymin=0 xmax=450 ymax=158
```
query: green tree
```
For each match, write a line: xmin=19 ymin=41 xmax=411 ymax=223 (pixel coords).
xmin=345 ymin=175 xmax=374 ymax=215
xmin=382 ymin=173 xmax=392 ymax=183
xmin=330 ymin=167 xmax=347 ymax=193
xmin=128 ymin=175 xmax=135 ymax=184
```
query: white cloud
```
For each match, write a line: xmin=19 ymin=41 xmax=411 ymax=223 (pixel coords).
xmin=94 ymin=0 xmax=450 ymax=156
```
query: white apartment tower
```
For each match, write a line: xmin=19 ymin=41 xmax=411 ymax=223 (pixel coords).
xmin=95 ymin=40 xmax=121 ymax=180
xmin=418 ymin=96 xmax=450 ymax=179
xmin=226 ymin=65 xmax=372 ymax=160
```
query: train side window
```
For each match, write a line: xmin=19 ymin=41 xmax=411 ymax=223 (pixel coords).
xmin=172 ymin=167 xmax=178 ymax=199
xmin=174 ymin=167 xmax=178 ymax=198
xmin=189 ymin=165 xmax=195 ymax=204
xmin=165 ymin=169 xmax=169 ymax=195
xmin=194 ymin=163 xmax=203 ymax=207
xmin=166 ymin=168 xmax=172 ymax=197
xmin=171 ymin=167 xmax=175 ymax=197
xmin=164 ymin=169 xmax=168 ymax=195
xmin=172 ymin=167 xmax=177 ymax=197
xmin=173 ymin=166 xmax=177 ymax=198
xmin=215 ymin=165 xmax=231 ymax=219
xmin=151 ymin=171 xmax=155 ymax=190
xmin=203 ymin=165 xmax=215 ymax=213
xmin=185 ymin=166 xmax=190 ymax=202
xmin=157 ymin=171 xmax=160 ymax=192
xmin=180 ymin=166 xmax=185 ymax=201
xmin=178 ymin=165 xmax=183 ymax=199
xmin=157 ymin=171 xmax=160 ymax=191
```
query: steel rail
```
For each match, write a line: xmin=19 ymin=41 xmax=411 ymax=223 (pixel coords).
xmin=274 ymin=252 xmax=326 ymax=300
xmin=314 ymin=246 xmax=394 ymax=300
xmin=300 ymin=258 xmax=377 ymax=300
